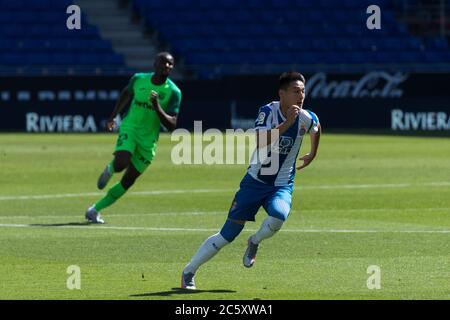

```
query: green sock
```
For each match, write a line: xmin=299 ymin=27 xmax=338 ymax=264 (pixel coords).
xmin=94 ymin=182 xmax=126 ymax=212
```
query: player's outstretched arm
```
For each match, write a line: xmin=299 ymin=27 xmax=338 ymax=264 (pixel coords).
xmin=297 ymin=123 xmax=321 ymax=170
xmin=106 ymin=86 xmax=133 ymax=131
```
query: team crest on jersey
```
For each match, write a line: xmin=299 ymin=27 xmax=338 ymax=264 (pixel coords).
xmin=299 ymin=124 xmax=306 ymax=136
xmin=256 ymin=112 xmax=266 ymax=125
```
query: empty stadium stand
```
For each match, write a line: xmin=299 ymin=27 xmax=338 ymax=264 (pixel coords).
xmin=0 ymin=0 xmax=449 ymax=78
xmin=0 ymin=0 xmax=127 ymax=75
xmin=132 ymin=0 xmax=450 ymax=78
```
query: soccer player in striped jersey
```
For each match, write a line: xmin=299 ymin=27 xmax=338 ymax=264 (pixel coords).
xmin=181 ymin=72 xmax=321 ymax=290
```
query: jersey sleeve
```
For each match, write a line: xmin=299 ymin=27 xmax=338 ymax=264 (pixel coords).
xmin=166 ymin=88 xmax=182 ymax=115
xmin=254 ymin=106 xmax=272 ymax=130
xmin=127 ymin=74 xmax=138 ymax=93
xmin=305 ymin=110 xmax=320 ymax=133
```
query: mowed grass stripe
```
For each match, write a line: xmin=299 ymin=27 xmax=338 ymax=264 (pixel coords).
xmin=0 ymin=181 xmax=449 ymax=201
xmin=0 ymin=223 xmax=449 ymax=233
xmin=0 ymin=207 xmax=448 ymax=219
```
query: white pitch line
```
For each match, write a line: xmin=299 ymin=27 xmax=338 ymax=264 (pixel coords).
xmin=0 ymin=207 xmax=449 ymax=220
xmin=0 ymin=181 xmax=449 ymax=202
xmin=0 ymin=223 xmax=448 ymax=233
xmin=0 ymin=189 xmax=231 ymax=201
xmin=0 ymin=211 xmax=227 ymax=220
xmin=300 ymin=181 xmax=450 ymax=190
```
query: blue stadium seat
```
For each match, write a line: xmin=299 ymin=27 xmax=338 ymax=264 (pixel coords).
xmin=331 ymin=10 xmax=354 ymax=23
xmin=398 ymin=51 xmax=423 ymax=63
xmin=94 ymin=40 xmax=113 ymax=52
xmin=323 ymin=52 xmax=348 ymax=64
xmin=49 ymin=0 xmax=73 ymax=9
xmin=15 ymin=12 xmax=37 ymax=24
xmin=77 ymin=53 xmax=101 ymax=65
xmin=40 ymin=12 xmax=65 ymax=24
xmin=25 ymin=53 xmax=51 ymax=65
xmin=0 ymin=53 xmax=23 ymax=65
xmin=334 ymin=38 xmax=358 ymax=51
xmin=2 ymin=25 xmax=27 ymax=37
xmin=0 ymin=39 xmax=15 ymax=52
xmin=172 ymin=0 xmax=194 ymax=10
xmin=344 ymin=24 xmax=365 ymax=36
xmin=47 ymin=39 xmax=70 ymax=52
xmin=426 ymin=37 xmax=449 ymax=51
xmin=105 ymin=53 xmax=125 ymax=66
xmin=374 ymin=52 xmax=397 ymax=63
xmin=30 ymin=25 xmax=51 ymax=38
xmin=311 ymin=38 xmax=334 ymax=51
xmin=347 ymin=52 xmax=368 ymax=64
xmin=233 ymin=10 xmax=254 ymax=23
xmin=322 ymin=24 xmax=340 ymax=36
xmin=184 ymin=11 xmax=206 ymax=23
xmin=53 ymin=53 xmax=76 ymax=65
xmin=28 ymin=0 xmax=51 ymax=10
xmin=218 ymin=52 xmax=242 ymax=64
xmin=21 ymin=39 xmax=47 ymax=52
xmin=232 ymin=38 xmax=255 ymax=51
xmin=292 ymin=0 xmax=315 ymax=9
xmin=0 ymin=0 xmax=25 ymax=9
xmin=162 ymin=25 xmax=197 ymax=39
xmin=245 ymin=24 xmax=267 ymax=36
xmin=243 ymin=52 xmax=268 ymax=64
xmin=209 ymin=39 xmax=229 ymax=52
xmin=207 ymin=11 xmax=229 ymax=23
xmin=245 ymin=0 xmax=268 ymax=8
xmin=187 ymin=53 xmax=218 ymax=65
xmin=425 ymin=51 xmax=450 ymax=63
xmin=294 ymin=24 xmax=317 ymax=36
xmin=318 ymin=0 xmax=340 ymax=8
xmin=214 ymin=0 xmax=241 ymax=10
xmin=296 ymin=52 xmax=319 ymax=64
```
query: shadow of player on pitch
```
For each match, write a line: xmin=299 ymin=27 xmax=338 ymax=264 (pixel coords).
xmin=130 ymin=288 xmax=237 ymax=297
xmin=29 ymin=222 xmax=92 ymax=227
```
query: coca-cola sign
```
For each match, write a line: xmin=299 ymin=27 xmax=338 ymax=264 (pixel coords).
xmin=306 ymin=72 xmax=408 ymax=99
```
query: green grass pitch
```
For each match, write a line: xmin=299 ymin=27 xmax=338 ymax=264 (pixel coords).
xmin=0 ymin=133 xmax=449 ymax=300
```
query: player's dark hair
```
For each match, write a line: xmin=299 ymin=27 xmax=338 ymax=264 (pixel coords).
xmin=279 ymin=71 xmax=305 ymax=90
xmin=156 ymin=51 xmax=173 ymax=61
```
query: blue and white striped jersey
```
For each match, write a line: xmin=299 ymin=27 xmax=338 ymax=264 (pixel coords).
xmin=247 ymin=101 xmax=319 ymax=186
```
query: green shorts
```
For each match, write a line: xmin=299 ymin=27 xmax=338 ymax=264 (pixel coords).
xmin=114 ymin=126 xmax=157 ymax=173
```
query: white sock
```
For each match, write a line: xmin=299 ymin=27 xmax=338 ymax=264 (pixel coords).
xmin=183 ymin=233 xmax=229 ymax=274
xmin=252 ymin=216 xmax=284 ymax=244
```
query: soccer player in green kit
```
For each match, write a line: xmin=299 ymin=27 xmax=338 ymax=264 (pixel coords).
xmin=85 ymin=52 xmax=182 ymax=224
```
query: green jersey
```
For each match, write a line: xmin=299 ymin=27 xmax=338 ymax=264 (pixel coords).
xmin=121 ymin=72 xmax=182 ymax=137
xmin=114 ymin=72 xmax=182 ymax=173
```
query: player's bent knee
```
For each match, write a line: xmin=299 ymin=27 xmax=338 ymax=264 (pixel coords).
xmin=267 ymin=216 xmax=284 ymax=232
xmin=269 ymin=211 xmax=288 ymax=222
xmin=113 ymin=159 xmax=129 ymax=172
xmin=113 ymin=152 xmax=131 ymax=172
xmin=219 ymin=219 xmax=245 ymax=243
xmin=267 ymin=199 xmax=291 ymax=222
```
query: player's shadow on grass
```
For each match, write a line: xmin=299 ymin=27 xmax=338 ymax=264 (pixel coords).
xmin=130 ymin=288 xmax=237 ymax=297
xmin=29 ymin=222 xmax=92 ymax=227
